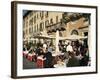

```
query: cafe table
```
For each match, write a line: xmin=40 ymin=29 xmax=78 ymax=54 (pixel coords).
xmin=27 ymin=52 xmax=36 ymax=61
xmin=36 ymin=56 xmax=46 ymax=68
xmin=52 ymin=52 xmax=65 ymax=65
xmin=54 ymin=62 xmax=66 ymax=68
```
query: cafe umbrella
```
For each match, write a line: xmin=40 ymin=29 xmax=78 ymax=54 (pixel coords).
xmin=50 ymin=22 xmax=66 ymax=54
xmin=59 ymin=34 xmax=87 ymax=41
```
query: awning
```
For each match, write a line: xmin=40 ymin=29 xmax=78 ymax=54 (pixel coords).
xmin=33 ymin=35 xmax=55 ymax=39
xmin=59 ymin=34 xmax=87 ymax=41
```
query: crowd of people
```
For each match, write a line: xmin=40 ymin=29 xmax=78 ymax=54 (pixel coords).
xmin=59 ymin=40 xmax=90 ymax=67
xmin=23 ymin=42 xmax=54 ymax=68
xmin=23 ymin=39 xmax=90 ymax=68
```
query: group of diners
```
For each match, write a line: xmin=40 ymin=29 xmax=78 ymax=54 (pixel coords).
xmin=60 ymin=40 xmax=90 ymax=67
xmin=23 ymin=40 xmax=90 ymax=68
xmin=23 ymin=43 xmax=54 ymax=68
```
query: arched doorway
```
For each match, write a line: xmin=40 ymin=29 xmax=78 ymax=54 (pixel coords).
xmin=71 ymin=29 xmax=79 ymax=35
xmin=71 ymin=29 xmax=79 ymax=48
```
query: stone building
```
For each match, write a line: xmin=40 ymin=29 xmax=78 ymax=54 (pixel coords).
xmin=23 ymin=10 xmax=90 ymax=46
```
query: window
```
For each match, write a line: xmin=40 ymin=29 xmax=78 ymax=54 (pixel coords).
xmin=50 ymin=18 xmax=53 ymax=24
xmin=37 ymin=24 xmax=38 ymax=31
xmin=40 ymin=22 xmax=44 ymax=31
xmin=56 ymin=16 xmax=58 ymax=23
xmin=34 ymin=25 xmax=36 ymax=32
xmin=34 ymin=16 xmax=36 ymax=23
xmin=42 ymin=11 xmax=44 ymax=17
xmin=84 ymin=32 xmax=88 ymax=48
xmin=40 ymin=23 xmax=42 ymax=31
xmin=45 ymin=11 xmax=49 ymax=17
xmin=29 ymin=27 xmax=31 ymax=34
xmin=83 ymin=13 xmax=91 ymax=24
xmin=84 ymin=32 xmax=88 ymax=36
xmin=45 ymin=20 xmax=49 ymax=26
xmin=31 ymin=27 xmax=33 ymax=33
xmin=37 ymin=13 xmax=38 ymax=19
xmin=23 ymin=31 xmax=25 ymax=38
xmin=40 ymin=12 xmax=41 ymax=17
xmin=29 ymin=18 xmax=33 ymax=25
xmin=40 ymin=11 xmax=44 ymax=19
xmin=41 ymin=11 xmax=44 ymax=19
xmin=29 ymin=18 xmax=33 ymax=34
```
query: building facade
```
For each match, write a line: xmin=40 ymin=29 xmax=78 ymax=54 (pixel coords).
xmin=23 ymin=11 xmax=90 ymax=46
xmin=23 ymin=11 xmax=63 ymax=42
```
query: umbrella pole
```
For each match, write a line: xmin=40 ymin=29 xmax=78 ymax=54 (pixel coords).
xmin=55 ymin=30 xmax=59 ymax=54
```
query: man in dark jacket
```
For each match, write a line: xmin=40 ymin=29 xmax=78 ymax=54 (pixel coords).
xmin=67 ymin=52 xmax=80 ymax=67
xmin=43 ymin=51 xmax=53 ymax=68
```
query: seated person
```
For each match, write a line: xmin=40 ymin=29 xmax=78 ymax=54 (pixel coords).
xmin=42 ymin=48 xmax=53 ymax=68
xmin=79 ymin=49 xmax=89 ymax=66
xmin=23 ymin=44 xmax=27 ymax=51
xmin=67 ymin=52 xmax=80 ymax=67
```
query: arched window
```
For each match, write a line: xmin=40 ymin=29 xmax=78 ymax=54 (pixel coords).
xmin=59 ymin=31 xmax=62 ymax=36
xmin=71 ymin=29 xmax=79 ymax=35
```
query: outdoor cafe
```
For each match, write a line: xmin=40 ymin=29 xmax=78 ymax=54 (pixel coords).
xmin=23 ymin=29 xmax=89 ymax=68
